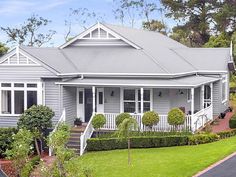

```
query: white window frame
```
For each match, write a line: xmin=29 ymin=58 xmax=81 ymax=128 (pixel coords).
xmin=122 ymin=88 xmax=153 ymax=113
xmin=222 ymin=75 xmax=227 ymax=103
xmin=0 ymin=82 xmax=43 ymax=116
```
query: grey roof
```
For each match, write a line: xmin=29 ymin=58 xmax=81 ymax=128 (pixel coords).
xmin=7 ymin=23 xmax=231 ymax=76
xmin=57 ymin=75 xmax=220 ymax=88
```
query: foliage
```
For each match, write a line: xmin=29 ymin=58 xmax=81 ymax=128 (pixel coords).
xmin=18 ymin=105 xmax=54 ymax=155
xmin=188 ymin=133 xmax=220 ymax=145
xmin=20 ymin=156 xmax=40 ymax=177
xmin=204 ymin=33 xmax=231 ymax=48
xmin=87 ymin=135 xmax=189 ymax=151
xmin=5 ymin=129 xmax=33 ymax=176
xmin=167 ymin=108 xmax=185 ymax=130
xmin=0 ymin=128 xmax=17 ymax=158
xmin=217 ymin=129 xmax=236 ymax=139
xmin=142 ymin=111 xmax=159 ymax=129
xmin=229 ymin=114 xmax=236 ymax=129
xmin=0 ymin=42 xmax=8 ymax=57
xmin=115 ymin=113 xmax=132 ymax=127
xmin=92 ymin=114 xmax=106 ymax=130
xmin=142 ymin=20 xmax=167 ymax=34
xmin=1 ymin=14 xmax=56 ymax=47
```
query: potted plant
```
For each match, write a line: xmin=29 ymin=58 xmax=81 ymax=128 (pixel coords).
xmin=74 ymin=118 xmax=82 ymax=127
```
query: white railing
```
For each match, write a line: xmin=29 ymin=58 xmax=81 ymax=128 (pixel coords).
xmin=102 ymin=113 xmax=192 ymax=132
xmin=49 ymin=108 xmax=66 ymax=156
xmin=80 ymin=114 xmax=94 ymax=156
xmin=192 ymin=105 xmax=213 ymax=132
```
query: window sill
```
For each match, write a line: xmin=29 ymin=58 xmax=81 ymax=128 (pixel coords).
xmin=0 ymin=114 xmax=21 ymax=117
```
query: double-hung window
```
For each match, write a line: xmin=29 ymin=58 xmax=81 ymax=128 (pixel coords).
xmin=123 ymin=89 xmax=152 ymax=113
xmin=0 ymin=83 xmax=39 ymax=115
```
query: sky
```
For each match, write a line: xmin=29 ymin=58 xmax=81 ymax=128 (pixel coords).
xmin=0 ymin=0 xmax=177 ymax=47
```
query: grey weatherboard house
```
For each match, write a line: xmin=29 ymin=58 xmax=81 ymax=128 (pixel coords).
xmin=0 ymin=23 xmax=235 ymax=155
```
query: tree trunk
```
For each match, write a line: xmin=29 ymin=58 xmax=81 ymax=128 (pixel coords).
xmin=128 ymin=138 xmax=131 ymax=165
xmin=34 ymin=138 xmax=41 ymax=156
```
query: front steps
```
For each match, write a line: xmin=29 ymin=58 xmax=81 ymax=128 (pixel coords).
xmin=67 ymin=125 xmax=86 ymax=155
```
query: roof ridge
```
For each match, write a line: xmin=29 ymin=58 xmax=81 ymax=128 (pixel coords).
xmin=170 ymin=48 xmax=198 ymax=71
xmin=59 ymin=49 xmax=80 ymax=71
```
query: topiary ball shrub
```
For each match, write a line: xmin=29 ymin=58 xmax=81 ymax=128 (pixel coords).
xmin=168 ymin=108 xmax=185 ymax=129
xmin=142 ymin=111 xmax=159 ymax=129
xmin=115 ymin=113 xmax=132 ymax=127
xmin=229 ymin=114 xmax=236 ymax=129
xmin=92 ymin=114 xmax=106 ymax=130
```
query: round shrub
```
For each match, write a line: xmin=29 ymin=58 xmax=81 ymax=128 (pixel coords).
xmin=115 ymin=113 xmax=132 ymax=127
xmin=229 ymin=114 xmax=236 ymax=129
xmin=142 ymin=111 xmax=159 ymax=128
xmin=167 ymin=108 xmax=185 ymax=126
xmin=92 ymin=114 xmax=106 ymax=130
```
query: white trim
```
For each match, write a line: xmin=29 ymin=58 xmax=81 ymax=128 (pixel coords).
xmin=77 ymin=88 xmax=85 ymax=122
xmin=59 ymin=23 xmax=141 ymax=49
xmin=221 ymin=74 xmax=227 ymax=103
xmin=140 ymin=88 xmax=144 ymax=114
xmin=187 ymin=89 xmax=191 ymax=103
xmin=201 ymin=85 xmax=204 ymax=109
xmin=120 ymin=87 xmax=124 ymax=113
xmin=92 ymin=86 xmax=96 ymax=114
xmin=96 ymin=88 xmax=104 ymax=113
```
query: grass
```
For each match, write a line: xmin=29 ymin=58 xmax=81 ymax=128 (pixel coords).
xmin=78 ymin=136 xmax=236 ymax=177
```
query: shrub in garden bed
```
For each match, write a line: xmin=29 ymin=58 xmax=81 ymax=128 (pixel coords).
xmin=217 ymin=129 xmax=236 ymax=139
xmin=0 ymin=128 xmax=17 ymax=158
xmin=229 ymin=114 xmax=236 ymax=129
xmin=20 ymin=156 xmax=40 ymax=177
xmin=188 ymin=133 xmax=220 ymax=145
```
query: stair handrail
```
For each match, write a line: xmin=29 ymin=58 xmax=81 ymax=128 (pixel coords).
xmin=49 ymin=108 xmax=66 ymax=156
xmin=80 ymin=114 xmax=95 ymax=156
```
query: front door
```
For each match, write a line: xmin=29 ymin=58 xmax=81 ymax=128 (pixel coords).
xmin=96 ymin=88 xmax=104 ymax=113
xmin=85 ymin=89 xmax=93 ymax=122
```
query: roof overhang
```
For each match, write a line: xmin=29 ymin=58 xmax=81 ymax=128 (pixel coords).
xmin=55 ymin=75 xmax=220 ymax=88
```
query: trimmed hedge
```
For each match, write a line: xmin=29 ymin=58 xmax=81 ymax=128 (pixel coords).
xmin=229 ymin=115 xmax=236 ymax=129
xmin=87 ymin=135 xmax=189 ymax=151
xmin=217 ymin=129 xmax=236 ymax=139
xmin=188 ymin=134 xmax=220 ymax=145
xmin=0 ymin=128 xmax=17 ymax=158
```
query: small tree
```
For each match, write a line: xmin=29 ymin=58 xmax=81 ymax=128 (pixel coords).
xmin=167 ymin=108 xmax=185 ymax=131
xmin=17 ymin=105 xmax=55 ymax=156
xmin=92 ymin=114 xmax=106 ymax=136
xmin=115 ymin=113 xmax=131 ymax=127
xmin=116 ymin=117 xmax=137 ymax=165
xmin=142 ymin=111 xmax=159 ymax=130
xmin=5 ymin=129 xmax=33 ymax=176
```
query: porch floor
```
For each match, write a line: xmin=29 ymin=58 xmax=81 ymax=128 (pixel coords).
xmin=211 ymin=112 xmax=234 ymax=133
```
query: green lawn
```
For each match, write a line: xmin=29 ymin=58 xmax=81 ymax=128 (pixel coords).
xmin=78 ymin=136 xmax=236 ymax=177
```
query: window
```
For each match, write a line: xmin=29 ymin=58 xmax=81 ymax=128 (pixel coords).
xmin=123 ymin=89 xmax=152 ymax=113
xmin=222 ymin=75 xmax=227 ymax=102
xmin=0 ymin=83 xmax=39 ymax=115
xmin=98 ymin=92 xmax=103 ymax=105
xmin=204 ymin=85 xmax=211 ymax=99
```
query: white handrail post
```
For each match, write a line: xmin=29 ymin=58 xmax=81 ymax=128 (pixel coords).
xmin=140 ymin=87 xmax=144 ymax=131
xmin=191 ymin=88 xmax=195 ymax=132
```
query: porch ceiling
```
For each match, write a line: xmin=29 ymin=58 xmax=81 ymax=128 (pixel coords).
xmin=56 ymin=75 xmax=220 ymax=88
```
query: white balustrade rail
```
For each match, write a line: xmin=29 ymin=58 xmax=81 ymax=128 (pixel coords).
xmin=80 ymin=114 xmax=94 ymax=156
xmin=49 ymin=108 xmax=66 ymax=156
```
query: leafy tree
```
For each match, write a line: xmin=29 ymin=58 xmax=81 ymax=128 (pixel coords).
xmin=142 ymin=20 xmax=167 ymax=34
xmin=204 ymin=33 xmax=231 ymax=48
xmin=1 ymin=14 xmax=56 ymax=47
xmin=161 ymin=0 xmax=218 ymax=46
xmin=142 ymin=111 xmax=159 ymax=130
xmin=5 ymin=129 xmax=33 ymax=176
xmin=169 ymin=25 xmax=192 ymax=47
xmin=17 ymin=105 xmax=54 ymax=156
xmin=115 ymin=112 xmax=132 ymax=127
xmin=167 ymin=108 xmax=185 ymax=131
xmin=116 ymin=117 xmax=138 ymax=165
xmin=0 ymin=42 xmax=8 ymax=57
xmin=92 ymin=114 xmax=106 ymax=136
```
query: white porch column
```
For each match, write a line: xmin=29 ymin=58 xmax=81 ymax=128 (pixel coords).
xmin=92 ymin=86 xmax=96 ymax=115
xmin=210 ymin=83 xmax=213 ymax=105
xmin=120 ymin=87 xmax=124 ymax=113
xmin=140 ymin=88 xmax=144 ymax=114
xmin=201 ymin=85 xmax=204 ymax=109
xmin=191 ymin=88 xmax=195 ymax=131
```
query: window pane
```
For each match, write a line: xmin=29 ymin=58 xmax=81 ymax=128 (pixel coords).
xmin=27 ymin=91 xmax=37 ymax=109
xmin=138 ymin=102 xmax=150 ymax=113
xmin=1 ymin=83 xmax=11 ymax=87
xmin=14 ymin=91 xmax=24 ymax=114
xmin=27 ymin=84 xmax=37 ymax=88
xmin=144 ymin=90 xmax=150 ymax=101
xmin=204 ymin=85 xmax=211 ymax=99
xmin=1 ymin=90 xmax=11 ymax=114
xmin=99 ymin=92 xmax=103 ymax=104
xmin=124 ymin=102 xmax=135 ymax=113
xmin=124 ymin=89 xmax=135 ymax=100
xmin=79 ymin=91 xmax=83 ymax=104
xmin=14 ymin=83 xmax=24 ymax=87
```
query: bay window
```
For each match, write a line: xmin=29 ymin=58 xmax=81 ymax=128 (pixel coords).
xmin=123 ymin=89 xmax=152 ymax=113
xmin=0 ymin=82 xmax=41 ymax=115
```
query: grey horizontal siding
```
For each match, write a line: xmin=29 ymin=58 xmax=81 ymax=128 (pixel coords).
xmin=153 ymin=88 xmax=170 ymax=114
xmin=71 ymin=39 xmax=129 ymax=46
xmin=63 ymin=86 xmax=77 ymax=126
xmin=0 ymin=66 xmax=55 ymax=81
xmin=104 ymin=87 xmax=120 ymax=113
xmin=0 ymin=116 xmax=19 ymax=128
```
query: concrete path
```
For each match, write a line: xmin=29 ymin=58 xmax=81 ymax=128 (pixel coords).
xmin=194 ymin=152 xmax=236 ymax=177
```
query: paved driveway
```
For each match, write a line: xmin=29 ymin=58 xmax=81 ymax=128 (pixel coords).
xmin=0 ymin=170 xmax=7 ymax=177
xmin=199 ymin=154 xmax=236 ymax=177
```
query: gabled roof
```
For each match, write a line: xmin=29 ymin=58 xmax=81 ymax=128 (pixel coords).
xmin=1 ymin=22 xmax=232 ymax=77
